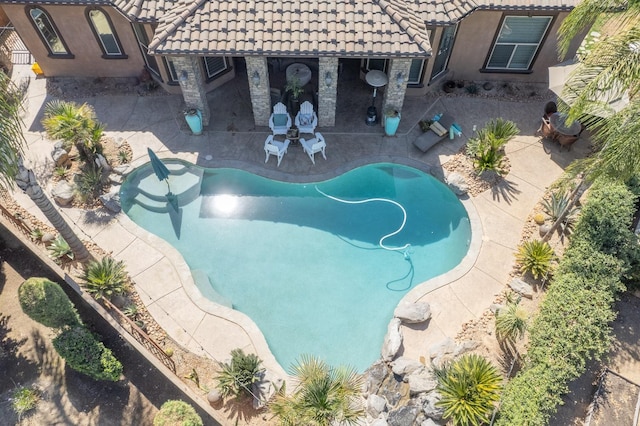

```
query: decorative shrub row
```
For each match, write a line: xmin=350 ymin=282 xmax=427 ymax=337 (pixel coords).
xmin=18 ymin=277 xmax=123 ymax=382
xmin=496 ymin=179 xmax=639 ymax=425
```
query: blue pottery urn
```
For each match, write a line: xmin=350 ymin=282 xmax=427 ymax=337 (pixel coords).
xmin=184 ymin=108 xmax=203 ymax=135
xmin=384 ymin=109 xmax=401 ymax=136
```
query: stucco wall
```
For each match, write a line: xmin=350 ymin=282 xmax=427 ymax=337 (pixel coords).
xmin=2 ymin=4 xmax=144 ymax=77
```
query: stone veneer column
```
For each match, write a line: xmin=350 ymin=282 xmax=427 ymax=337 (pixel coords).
xmin=245 ymin=56 xmax=271 ymax=127
xmin=173 ymin=56 xmax=210 ymax=126
xmin=318 ymin=57 xmax=338 ymax=127
xmin=382 ymin=58 xmax=413 ymax=121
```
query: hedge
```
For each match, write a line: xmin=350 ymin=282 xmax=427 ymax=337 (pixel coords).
xmin=18 ymin=277 xmax=81 ymax=329
xmin=496 ymin=180 xmax=639 ymax=425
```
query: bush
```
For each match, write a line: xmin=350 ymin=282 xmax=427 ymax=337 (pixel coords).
xmin=52 ymin=326 xmax=122 ymax=382
xmin=74 ymin=164 xmax=106 ymax=204
xmin=435 ymin=354 xmax=502 ymax=426
xmin=466 ymin=118 xmax=519 ymax=174
xmin=83 ymin=257 xmax=128 ymax=300
xmin=515 ymin=239 xmax=554 ymax=279
xmin=215 ymin=348 xmax=264 ymax=398
xmin=47 ymin=234 xmax=73 ymax=261
xmin=495 ymin=298 xmax=528 ymax=343
xmin=153 ymin=400 xmax=203 ymax=426
xmin=11 ymin=386 xmax=40 ymax=417
xmin=496 ymin=180 xmax=635 ymax=425
xmin=18 ymin=277 xmax=81 ymax=329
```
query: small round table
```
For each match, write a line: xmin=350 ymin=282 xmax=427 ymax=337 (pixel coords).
xmin=549 ymin=112 xmax=582 ymax=136
xmin=286 ymin=63 xmax=312 ymax=86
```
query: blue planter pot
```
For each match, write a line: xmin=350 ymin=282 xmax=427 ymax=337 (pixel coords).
xmin=384 ymin=112 xmax=401 ymax=136
xmin=184 ymin=109 xmax=203 ymax=135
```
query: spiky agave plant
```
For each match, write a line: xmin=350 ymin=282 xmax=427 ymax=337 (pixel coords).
xmin=541 ymin=191 xmax=581 ymax=236
xmin=434 ymin=354 xmax=503 ymax=426
xmin=83 ymin=256 xmax=128 ymax=300
xmin=216 ymin=348 xmax=264 ymax=399
xmin=515 ymin=240 xmax=555 ymax=279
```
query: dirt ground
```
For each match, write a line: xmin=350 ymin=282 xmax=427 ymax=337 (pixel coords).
xmin=0 ymin=224 xmax=217 ymax=426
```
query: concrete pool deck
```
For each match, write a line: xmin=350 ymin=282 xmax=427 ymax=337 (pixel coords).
xmin=9 ymin=65 xmax=590 ymax=385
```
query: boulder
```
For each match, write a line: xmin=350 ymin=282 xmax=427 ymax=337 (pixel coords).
xmin=422 ymin=419 xmax=441 ymax=426
xmin=490 ymin=303 xmax=504 ymax=313
xmin=99 ymin=190 xmax=121 ymax=213
xmin=422 ymin=391 xmax=445 ymax=421
xmin=51 ymin=144 xmax=70 ymax=167
xmin=428 ymin=338 xmax=455 ymax=360
xmin=539 ymin=223 xmax=552 ymax=237
xmin=445 ymin=172 xmax=469 ymax=196
xmin=391 ymin=357 xmax=424 ymax=377
xmin=112 ymin=164 xmax=130 ymax=175
xmin=381 ymin=318 xmax=403 ymax=362
xmin=95 ymin=153 xmax=112 ymax=172
xmin=509 ymin=277 xmax=534 ymax=299
xmin=364 ymin=360 xmax=389 ymax=394
xmin=453 ymin=340 xmax=480 ymax=357
xmin=51 ymin=181 xmax=75 ymax=206
xmin=408 ymin=370 xmax=438 ymax=395
xmin=42 ymin=232 xmax=56 ymax=244
xmin=109 ymin=173 xmax=124 ymax=185
xmin=367 ymin=394 xmax=387 ymax=418
xmin=370 ymin=418 xmax=388 ymax=426
xmin=207 ymin=389 xmax=222 ymax=404
xmin=251 ymin=370 xmax=283 ymax=409
xmin=394 ymin=302 xmax=431 ymax=324
xmin=387 ymin=406 xmax=419 ymax=426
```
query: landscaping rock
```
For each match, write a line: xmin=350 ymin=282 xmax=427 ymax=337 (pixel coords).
xmin=251 ymin=370 xmax=282 ymax=409
xmin=207 ymin=389 xmax=222 ymax=404
xmin=112 ymin=164 xmax=130 ymax=175
xmin=365 ymin=360 xmax=389 ymax=394
xmin=51 ymin=144 xmax=70 ymax=167
xmin=453 ymin=340 xmax=480 ymax=357
xmin=367 ymin=394 xmax=387 ymax=418
xmin=99 ymin=190 xmax=121 ymax=213
xmin=95 ymin=153 xmax=112 ymax=172
xmin=51 ymin=181 xmax=75 ymax=206
xmin=428 ymin=338 xmax=455 ymax=360
xmin=111 ymin=294 xmax=127 ymax=309
xmin=41 ymin=232 xmax=56 ymax=243
xmin=381 ymin=318 xmax=403 ymax=362
xmin=539 ymin=223 xmax=552 ymax=237
xmin=445 ymin=172 xmax=469 ymax=196
xmin=422 ymin=391 xmax=445 ymax=421
xmin=490 ymin=303 xmax=504 ymax=313
xmin=422 ymin=419 xmax=441 ymax=426
xmin=370 ymin=417 xmax=388 ymax=426
xmin=394 ymin=302 xmax=431 ymax=324
xmin=387 ymin=406 xmax=419 ymax=426
xmin=391 ymin=357 xmax=424 ymax=377
xmin=408 ymin=370 xmax=438 ymax=395
xmin=109 ymin=173 xmax=124 ymax=185
xmin=509 ymin=277 xmax=534 ymax=299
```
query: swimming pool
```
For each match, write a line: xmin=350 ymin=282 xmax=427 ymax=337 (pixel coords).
xmin=121 ymin=161 xmax=471 ymax=371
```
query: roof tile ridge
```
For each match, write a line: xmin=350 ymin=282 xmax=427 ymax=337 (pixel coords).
xmin=375 ymin=0 xmax=431 ymax=52
xmin=149 ymin=0 xmax=207 ymax=51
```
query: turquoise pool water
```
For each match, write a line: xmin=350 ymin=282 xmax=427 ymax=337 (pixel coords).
xmin=121 ymin=162 xmax=471 ymax=371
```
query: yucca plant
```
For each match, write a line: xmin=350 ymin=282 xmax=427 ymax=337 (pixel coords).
xmin=47 ymin=234 xmax=74 ymax=261
xmin=83 ymin=257 xmax=128 ymax=300
xmin=434 ymin=354 xmax=502 ymax=426
xmin=74 ymin=164 xmax=105 ymax=204
xmin=541 ymin=191 xmax=581 ymax=237
xmin=495 ymin=298 xmax=528 ymax=344
xmin=118 ymin=149 xmax=130 ymax=164
xmin=466 ymin=118 xmax=519 ymax=174
xmin=270 ymin=354 xmax=364 ymax=426
xmin=11 ymin=386 xmax=40 ymax=418
xmin=216 ymin=348 xmax=264 ymax=399
xmin=515 ymin=240 xmax=554 ymax=279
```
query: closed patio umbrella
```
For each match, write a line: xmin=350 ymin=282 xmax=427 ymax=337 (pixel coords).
xmin=548 ymin=59 xmax=629 ymax=117
xmin=147 ymin=148 xmax=178 ymax=212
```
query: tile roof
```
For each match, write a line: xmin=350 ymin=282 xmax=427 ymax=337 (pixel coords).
xmin=148 ymin=0 xmax=433 ymax=57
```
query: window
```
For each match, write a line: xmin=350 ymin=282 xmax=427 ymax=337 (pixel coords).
xmin=202 ymin=56 xmax=230 ymax=80
xmin=28 ymin=7 xmax=71 ymax=56
xmin=164 ymin=58 xmax=179 ymax=83
xmin=87 ymin=8 xmax=126 ymax=58
xmin=362 ymin=58 xmax=388 ymax=73
xmin=408 ymin=59 xmax=425 ymax=85
xmin=486 ymin=16 xmax=552 ymax=70
xmin=132 ymin=23 xmax=160 ymax=77
xmin=430 ymin=24 xmax=457 ymax=81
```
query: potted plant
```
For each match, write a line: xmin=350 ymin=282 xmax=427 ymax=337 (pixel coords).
xmin=443 ymin=80 xmax=456 ymax=93
xmin=384 ymin=108 xmax=401 ymax=136
xmin=184 ymin=108 xmax=203 ymax=135
xmin=285 ymin=77 xmax=304 ymax=114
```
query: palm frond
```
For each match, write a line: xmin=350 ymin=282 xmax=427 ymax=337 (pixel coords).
xmin=0 ymin=72 xmax=26 ymax=190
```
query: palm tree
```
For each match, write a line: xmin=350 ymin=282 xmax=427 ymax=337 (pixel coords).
xmin=270 ymin=355 xmax=364 ymax=426
xmin=556 ymin=0 xmax=640 ymax=182
xmin=434 ymin=354 xmax=503 ymax=426
xmin=0 ymin=72 xmax=90 ymax=262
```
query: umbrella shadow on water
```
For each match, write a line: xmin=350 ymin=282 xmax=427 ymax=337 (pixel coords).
xmin=166 ymin=195 xmax=182 ymax=239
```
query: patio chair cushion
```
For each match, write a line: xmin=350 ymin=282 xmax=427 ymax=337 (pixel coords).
xmin=430 ymin=121 xmax=448 ymax=137
xmin=298 ymin=113 xmax=313 ymax=126
xmin=273 ymin=114 xmax=288 ymax=127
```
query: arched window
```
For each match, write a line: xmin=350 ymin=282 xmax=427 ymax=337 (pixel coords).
xmin=86 ymin=8 xmax=126 ymax=58
xmin=28 ymin=7 xmax=71 ymax=56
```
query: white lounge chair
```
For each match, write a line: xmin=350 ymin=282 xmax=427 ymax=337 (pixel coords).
xmin=300 ymin=132 xmax=327 ymax=165
xmin=268 ymin=102 xmax=292 ymax=136
xmin=294 ymin=101 xmax=318 ymax=134
xmin=264 ymin=135 xmax=290 ymax=167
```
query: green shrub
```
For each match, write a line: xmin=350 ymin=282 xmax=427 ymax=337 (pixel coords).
xmin=496 ymin=180 xmax=635 ymax=425
xmin=83 ymin=257 xmax=128 ymax=300
xmin=52 ymin=326 xmax=122 ymax=382
xmin=215 ymin=348 xmax=263 ymax=398
xmin=74 ymin=164 xmax=105 ymax=204
xmin=515 ymin=239 xmax=554 ymax=279
xmin=47 ymin=234 xmax=73 ymax=261
xmin=495 ymin=298 xmax=528 ymax=343
xmin=435 ymin=354 xmax=502 ymax=426
xmin=11 ymin=386 xmax=40 ymax=417
xmin=18 ymin=277 xmax=81 ymax=329
xmin=466 ymin=118 xmax=519 ymax=174
xmin=153 ymin=400 xmax=203 ymax=426
xmin=30 ymin=228 xmax=43 ymax=241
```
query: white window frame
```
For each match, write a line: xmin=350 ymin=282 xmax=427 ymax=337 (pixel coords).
xmin=486 ymin=16 xmax=552 ymax=70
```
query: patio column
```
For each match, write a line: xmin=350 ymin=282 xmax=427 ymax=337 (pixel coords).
xmin=382 ymin=58 xmax=412 ymax=121
xmin=318 ymin=57 xmax=338 ymax=127
xmin=174 ymin=56 xmax=210 ymax=126
xmin=245 ymin=56 xmax=271 ymax=126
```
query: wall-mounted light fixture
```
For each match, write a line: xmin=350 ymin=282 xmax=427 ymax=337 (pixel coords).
xmin=325 ymin=72 xmax=333 ymax=86
xmin=396 ymin=72 xmax=405 ymax=88
xmin=252 ymin=71 xmax=260 ymax=87
xmin=179 ymin=70 xmax=188 ymax=82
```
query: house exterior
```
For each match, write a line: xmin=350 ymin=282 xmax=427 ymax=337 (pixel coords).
xmin=0 ymin=0 xmax=582 ymax=128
